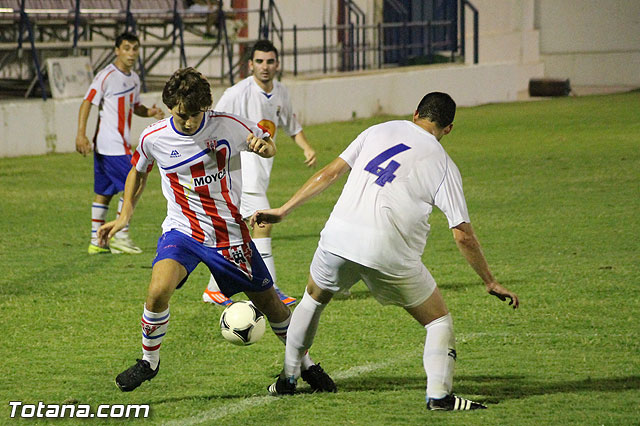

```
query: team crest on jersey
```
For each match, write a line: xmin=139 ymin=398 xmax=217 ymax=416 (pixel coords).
xmin=205 ymin=138 xmax=218 ymax=151
xmin=258 ymin=119 xmax=276 ymax=138
xmin=170 ymin=149 xmax=181 ymax=158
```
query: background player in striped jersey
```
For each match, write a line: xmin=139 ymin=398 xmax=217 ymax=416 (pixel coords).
xmin=252 ymin=92 xmax=519 ymax=409
xmin=97 ymin=67 xmax=335 ymax=393
xmin=202 ymin=40 xmax=317 ymax=306
xmin=76 ymin=32 xmax=165 ymax=255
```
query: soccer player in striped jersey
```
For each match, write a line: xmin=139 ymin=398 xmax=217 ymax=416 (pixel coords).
xmin=98 ymin=68 xmax=334 ymax=393
xmin=252 ymin=92 xmax=519 ymax=410
xmin=76 ymin=32 xmax=165 ymax=255
xmin=202 ymin=40 xmax=317 ymax=307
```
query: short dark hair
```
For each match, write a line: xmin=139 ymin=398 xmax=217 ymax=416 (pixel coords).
xmin=250 ymin=39 xmax=278 ymax=61
xmin=416 ymin=92 xmax=456 ymax=128
xmin=115 ymin=32 xmax=139 ymax=48
xmin=162 ymin=67 xmax=212 ymax=111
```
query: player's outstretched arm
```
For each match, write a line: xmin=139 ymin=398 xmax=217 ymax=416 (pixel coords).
xmin=452 ymin=222 xmax=519 ymax=309
xmin=134 ymin=103 xmax=165 ymax=120
xmin=97 ymin=168 xmax=148 ymax=246
xmin=75 ymin=99 xmax=93 ymax=156
xmin=247 ymin=133 xmax=276 ymax=158
xmin=292 ymin=130 xmax=317 ymax=167
xmin=250 ymin=157 xmax=351 ymax=228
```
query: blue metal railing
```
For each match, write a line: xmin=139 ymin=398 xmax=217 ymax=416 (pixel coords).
xmin=461 ymin=0 xmax=479 ymax=64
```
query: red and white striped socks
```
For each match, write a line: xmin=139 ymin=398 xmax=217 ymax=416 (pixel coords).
xmin=141 ymin=305 xmax=170 ymax=370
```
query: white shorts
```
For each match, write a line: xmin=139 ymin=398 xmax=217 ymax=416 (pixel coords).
xmin=309 ymin=246 xmax=436 ymax=308
xmin=240 ymin=192 xmax=270 ymax=220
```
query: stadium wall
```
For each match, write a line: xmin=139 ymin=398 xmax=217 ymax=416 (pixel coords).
xmin=0 ymin=59 xmax=542 ymax=158
xmin=535 ymin=0 xmax=640 ymax=86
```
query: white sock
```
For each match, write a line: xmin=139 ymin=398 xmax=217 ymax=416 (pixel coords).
xmin=114 ymin=197 xmax=129 ymax=239
xmin=284 ymin=291 xmax=326 ymax=378
xmin=254 ymin=237 xmax=277 ymax=287
xmin=424 ymin=313 xmax=456 ymax=399
xmin=268 ymin=307 xmax=315 ymax=373
xmin=206 ymin=274 xmax=222 ymax=292
xmin=91 ymin=202 xmax=108 ymax=245
xmin=141 ymin=305 xmax=170 ymax=370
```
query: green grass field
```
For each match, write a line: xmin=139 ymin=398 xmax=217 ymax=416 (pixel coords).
xmin=1 ymin=92 xmax=639 ymax=425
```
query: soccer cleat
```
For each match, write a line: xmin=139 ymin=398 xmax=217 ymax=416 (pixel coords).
xmin=202 ymin=288 xmax=233 ymax=306
xmin=274 ymin=287 xmax=297 ymax=306
xmin=267 ymin=374 xmax=297 ymax=396
xmin=109 ymin=235 xmax=142 ymax=254
xmin=301 ymin=363 xmax=337 ymax=393
xmin=427 ymin=394 xmax=487 ymax=411
xmin=115 ymin=359 xmax=159 ymax=392
xmin=88 ymin=243 xmax=111 ymax=254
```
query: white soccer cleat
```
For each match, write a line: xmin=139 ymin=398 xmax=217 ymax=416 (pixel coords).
xmin=109 ymin=235 xmax=142 ymax=254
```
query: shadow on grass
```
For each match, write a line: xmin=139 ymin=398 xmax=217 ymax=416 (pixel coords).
xmin=147 ymin=374 xmax=640 ymax=407
xmin=453 ymin=374 xmax=640 ymax=403
xmin=321 ymin=374 xmax=640 ymax=403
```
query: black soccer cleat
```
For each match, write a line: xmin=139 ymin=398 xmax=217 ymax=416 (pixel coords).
xmin=427 ymin=394 xmax=487 ymax=411
xmin=267 ymin=374 xmax=297 ymax=396
xmin=301 ymin=364 xmax=337 ymax=393
xmin=115 ymin=359 xmax=159 ymax=392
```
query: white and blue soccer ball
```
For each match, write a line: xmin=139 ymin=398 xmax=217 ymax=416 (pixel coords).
xmin=219 ymin=301 xmax=266 ymax=346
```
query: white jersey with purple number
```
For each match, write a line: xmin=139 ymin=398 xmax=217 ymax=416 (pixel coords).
xmin=214 ymin=76 xmax=302 ymax=193
xmin=84 ymin=63 xmax=141 ymax=156
xmin=132 ymin=111 xmax=267 ymax=248
xmin=319 ymin=120 xmax=471 ymax=274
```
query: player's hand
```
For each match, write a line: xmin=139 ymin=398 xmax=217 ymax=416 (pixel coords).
xmin=149 ymin=104 xmax=165 ymax=120
xmin=97 ymin=219 xmax=126 ymax=247
xmin=249 ymin=208 xmax=285 ymax=228
xmin=247 ymin=133 xmax=275 ymax=157
xmin=486 ymin=281 xmax=519 ymax=309
xmin=75 ymin=135 xmax=92 ymax=156
xmin=303 ymin=148 xmax=317 ymax=167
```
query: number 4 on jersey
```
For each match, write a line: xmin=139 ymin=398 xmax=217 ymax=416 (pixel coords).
xmin=364 ymin=143 xmax=411 ymax=186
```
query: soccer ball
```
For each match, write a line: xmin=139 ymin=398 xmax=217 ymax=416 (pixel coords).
xmin=219 ymin=301 xmax=266 ymax=346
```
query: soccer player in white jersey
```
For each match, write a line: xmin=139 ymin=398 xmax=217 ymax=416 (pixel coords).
xmin=202 ymin=40 xmax=317 ymax=306
xmin=97 ymin=68 xmax=335 ymax=393
xmin=251 ymin=92 xmax=520 ymax=410
xmin=76 ymin=32 xmax=165 ymax=255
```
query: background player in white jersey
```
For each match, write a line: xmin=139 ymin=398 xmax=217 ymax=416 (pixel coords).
xmin=251 ymin=92 xmax=519 ymax=410
xmin=76 ymin=32 xmax=165 ymax=255
xmin=97 ymin=67 xmax=335 ymax=393
xmin=202 ymin=40 xmax=317 ymax=306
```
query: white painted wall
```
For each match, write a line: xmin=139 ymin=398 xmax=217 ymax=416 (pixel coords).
xmin=0 ymin=59 xmax=543 ymax=157
xmin=535 ymin=0 xmax=640 ymax=86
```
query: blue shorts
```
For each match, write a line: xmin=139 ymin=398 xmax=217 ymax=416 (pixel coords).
xmin=152 ymin=230 xmax=274 ymax=295
xmin=94 ymin=153 xmax=132 ymax=196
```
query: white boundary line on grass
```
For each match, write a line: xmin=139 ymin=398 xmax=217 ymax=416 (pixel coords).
xmin=162 ymin=362 xmax=389 ymax=426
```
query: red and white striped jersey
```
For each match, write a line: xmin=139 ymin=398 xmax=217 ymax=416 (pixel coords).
xmin=132 ymin=111 xmax=268 ymax=248
xmin=84 ymin=63 xmax=141 ymax=156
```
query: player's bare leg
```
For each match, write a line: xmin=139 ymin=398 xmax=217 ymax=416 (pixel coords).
xmin=405 ymin=288 xmax=486 ymax=410
xmin=116 ymin=259 xmax=186 ymax=392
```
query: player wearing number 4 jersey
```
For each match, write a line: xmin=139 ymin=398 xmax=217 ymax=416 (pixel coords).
xmin=76 ymin=32 xmax=165 ymax=255
xmin=98 ymin=68 xmax=334 ymax=393
xmin=251 ymin=92 xmax=519 ymax=409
